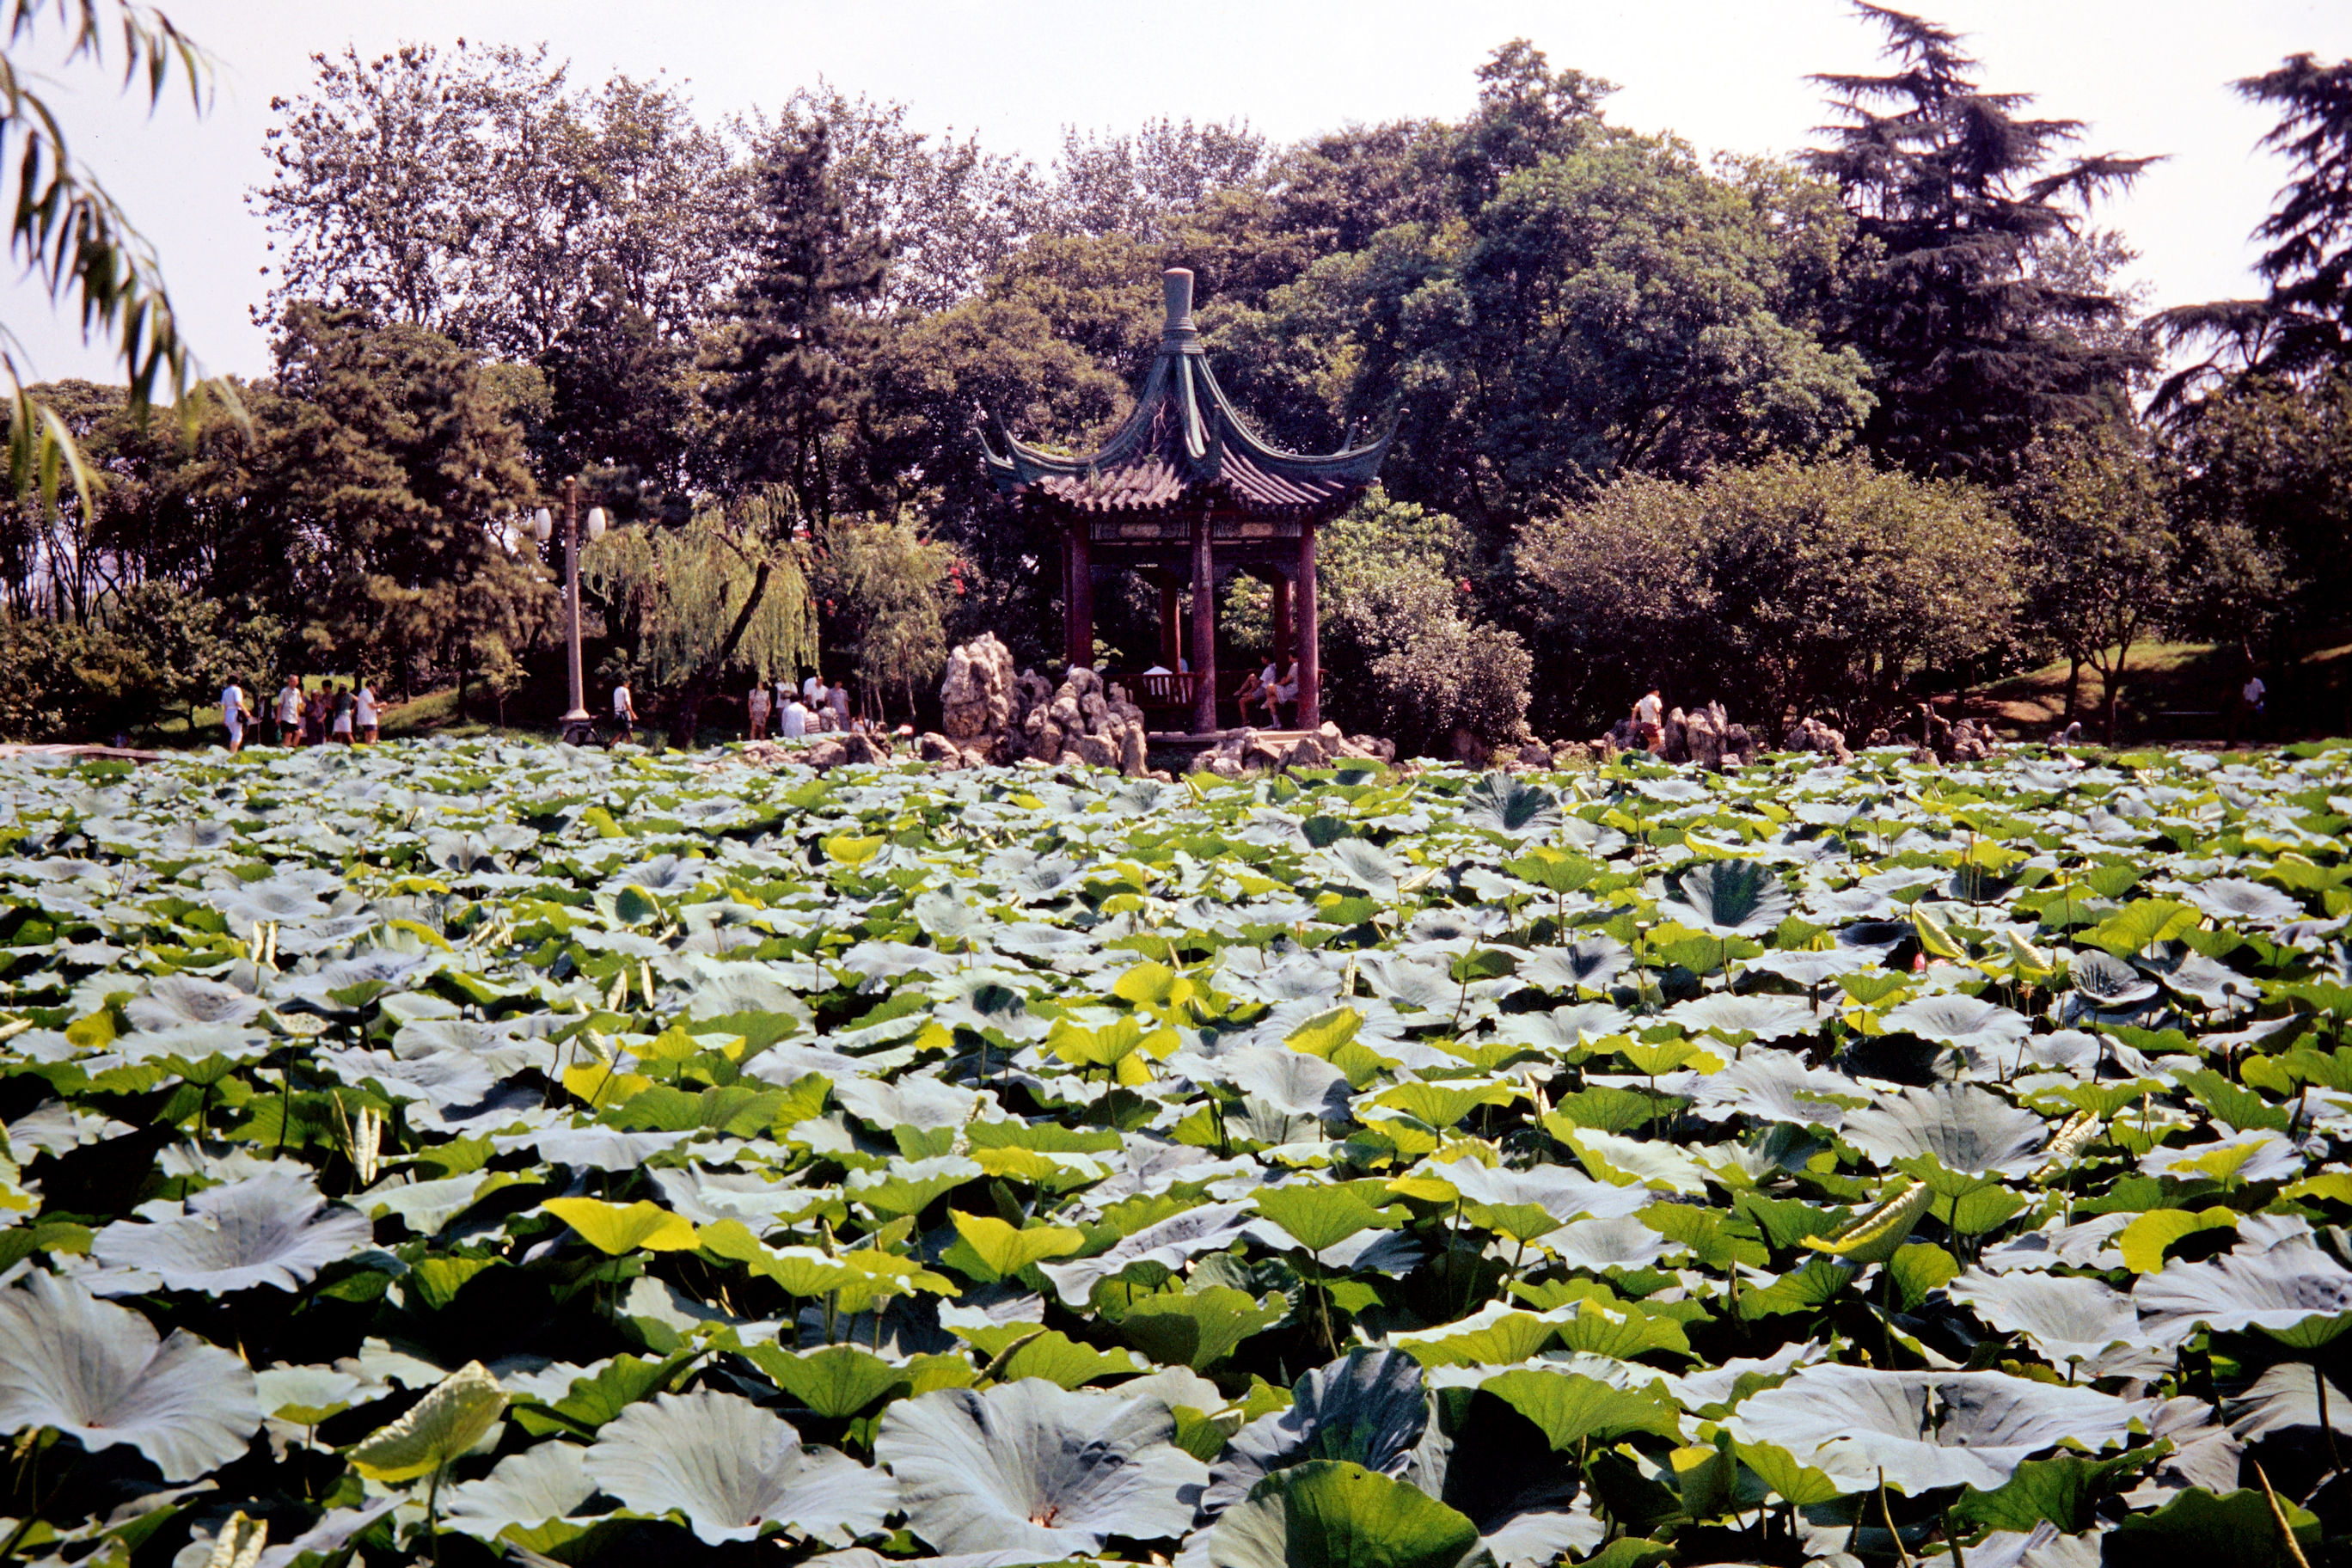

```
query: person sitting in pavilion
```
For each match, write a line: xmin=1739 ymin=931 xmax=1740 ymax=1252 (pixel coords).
xmin=1255 ymin=659 xmax=1299 ymax=727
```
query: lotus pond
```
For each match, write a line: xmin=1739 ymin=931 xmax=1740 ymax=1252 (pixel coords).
xmin=4 ymin=738 xmax=2352 ymax=1568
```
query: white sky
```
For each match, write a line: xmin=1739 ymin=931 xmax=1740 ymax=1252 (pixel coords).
xmin=7 ymin=0 xmax=2349 ymax=385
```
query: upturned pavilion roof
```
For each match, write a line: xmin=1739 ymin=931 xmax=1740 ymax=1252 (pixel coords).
xmin=979 ymin=269 xmax=1388 ymax=523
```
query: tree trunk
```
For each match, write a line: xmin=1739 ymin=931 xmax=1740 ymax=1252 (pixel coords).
xmin=2062 ymin=657 xmax=2082 ymax=724
xmin=667 ymin=558 xmax=775 ymax=751
xmin=2099 ymin=650 xmax=2129 ymax=746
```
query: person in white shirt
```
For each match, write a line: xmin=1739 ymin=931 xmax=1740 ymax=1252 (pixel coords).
xmin=780 ymin=697 xmax=808 ymax=739
xmin=1274 ymin=660 xmax=1299 ymax=718
xmin=830 ymin=680 xmax=850 ymax=728
xmin=2233 ymin=670 xmax=2268 ymax=745
xmin=613 ymin=682 xmax=637 ymax=742
xmin=354 ymin=681 xmax=380 ymax=743
xmin=747 ymin=682 xmax=771 ymax=739
xmin=802 ymin=671 xmax=824 ymax=705
xmin=1634 ymin=689 xmax=1663 ymax=727
xmin=220 ymin=681 xmax=248 ymax=753
xmin=274 ymin=677 xmax=303 ymax=746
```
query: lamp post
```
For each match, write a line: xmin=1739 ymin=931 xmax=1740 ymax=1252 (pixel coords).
xmin=530 ymin=478 xmax=606 ymax=745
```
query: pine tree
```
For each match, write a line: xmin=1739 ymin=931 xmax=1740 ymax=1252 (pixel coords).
xmin=672 ymin=128 xmax=886 ymax=744
xmin=2154 ymin=53 xmax=2352 ymax=401
xmin=701 ymin=126 xmax=890 ymax=524
xmin=1808 ymin=4 xmax=2153 ymax=481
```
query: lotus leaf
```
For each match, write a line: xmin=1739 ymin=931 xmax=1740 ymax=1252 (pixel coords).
xmin=1205 ymin=1350 xmax=1437 ymax=1514
xmin=876 ymin=1379 xmax=1209 ymax=1554
xmin=0 ymin=1271 xmax=261 ymax=1480
xmin=1658 ymin=859 xmax=1792 ymax=938
xmin=92 ymin=1172 xmax=371 ymax=1293
xmin=347 ymin=1361 xmax=507 ymax=1481
xmin=441 ymin=1439 xmax=597 ymax=1540
xmin=1732 ymin=1367 xmax=2147 ymax=1491
xmin=1841 ymin=1084 xmax=2049 ymax=1176
xmin=584 ymin=1388 xmax=895 ymax=1545
xmin=2135 ymin=1240 xmax=2352 ymax=1346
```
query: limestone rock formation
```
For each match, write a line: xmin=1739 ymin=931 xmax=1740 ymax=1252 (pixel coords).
xmin=1785 ymin=716 xmax=1853 ymax=765
xmin=1657 ymin=701 xmax=1748 ymax=772
xmin=1915 ymin=704 xmax=1996 ymax=764
xmin=1189 ymin=723 xmax=1389 ymax=777
xmin=939 ymin=634 xmax=1016 ymax=741
xmin=931 ymin=640 xmax=1151 ymax=775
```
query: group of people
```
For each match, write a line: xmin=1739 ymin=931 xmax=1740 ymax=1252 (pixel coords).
xmin=218 ymin=677 xmax=385 ymax=753
xmin=745 ymin=670 xmax=856 ymax=741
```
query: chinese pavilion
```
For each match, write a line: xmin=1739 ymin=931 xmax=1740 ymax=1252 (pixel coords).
xmin=979 ymin=268 xmax=1389 ymax=734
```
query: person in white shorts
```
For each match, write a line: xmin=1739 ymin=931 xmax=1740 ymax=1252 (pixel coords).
xmin=354 ymin=680 xmax=380 ymax=743
xmin=221 ymin=679 xmax=248 ymax=753
xmin=274 ymin=676 xmax=303 ymax=746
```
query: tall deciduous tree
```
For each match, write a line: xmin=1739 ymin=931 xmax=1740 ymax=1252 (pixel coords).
xmin=1258 ymin=124 xmax=1871 ymax=540
xmin=749 ymin=85 xmax=1041 ymax=316
xmin=2165 ymin=371 xmax=2352 ymax=704
xmin=255 ymin=45 xmax=731 ymax=360
xmin=1807 ymin=4 xmax=2153 ymax=481
xmin=2004 ymin=421 xmax=2176 ymax=741
xmin=537 ymin=264 xmax=700 ymax=516
xmin=1043 ymin=117 xmax=1267 ymax=242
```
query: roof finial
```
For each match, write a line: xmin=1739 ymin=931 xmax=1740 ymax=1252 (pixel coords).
xmin=1162 ymin=268 xmax=1197 ymax=336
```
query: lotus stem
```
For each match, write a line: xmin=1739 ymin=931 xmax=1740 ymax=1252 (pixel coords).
xmin=2319 ymin=1364 xmax=2343 ymax=1479
xmin=1877 ymin=1469 xmax=1913 ymax=1568
xmin=2252 ymin=1461 xmax=2312 ymax=1568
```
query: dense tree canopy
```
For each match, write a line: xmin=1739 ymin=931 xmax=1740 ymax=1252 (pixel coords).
xmin=5 ymin=12 xmax=2344 ymax=748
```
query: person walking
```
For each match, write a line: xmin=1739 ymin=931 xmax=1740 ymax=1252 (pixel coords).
xmin=747 ymin=680 xmax=772 ymax=740
xmin=329 ymin=683 xmax=355 ymax=744
xmin=612 ymin=679 xmax=638 ymax=744
xmin=829 ymin=678 xmax=850 ymax=731
xmin=301 ymin=687 xmax=327 ymax=746
xmin=273 ymin=676 xmax=303 ymax=746
xmin=220 ymin=677 xmax=250 ymax=754
xmin=354 ymin=679 xmax=381 ymax=744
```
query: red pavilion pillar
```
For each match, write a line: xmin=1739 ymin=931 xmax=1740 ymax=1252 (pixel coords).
xmin=1065 ymin=524 xmax=1094 ymax=670
xmin=1297 ymin=520 xmax=1320 ymax=732
xmin=1158 ymin=572 xmax=1183 ymax=670
xmin=1271 ymin=570 xmax=1293 ymax=677
xmin=1191 ymin=511 xmax=1217 ymax=733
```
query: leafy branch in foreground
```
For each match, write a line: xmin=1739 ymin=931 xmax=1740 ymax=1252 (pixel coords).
xmin=0 ymin=0 xmax=242 ymax=511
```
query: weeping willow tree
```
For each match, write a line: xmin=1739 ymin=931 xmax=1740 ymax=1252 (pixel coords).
xmin=814 ymin=511 xmax=956 ymax=723
xmin=582 ymin=487 xmax=816 ymax=747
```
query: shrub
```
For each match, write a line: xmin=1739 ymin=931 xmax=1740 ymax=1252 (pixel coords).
xmin=1516 ymin=455 xmax=2019 ymax=733
xmin=1320 ymin=492 xmax=1532 ymax=753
